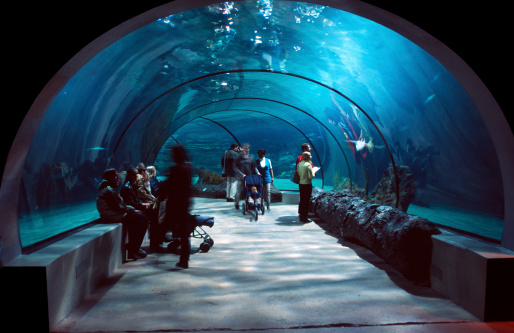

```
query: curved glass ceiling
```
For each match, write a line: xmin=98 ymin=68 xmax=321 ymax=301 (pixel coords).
xmin=19 ymin=1 xmax=504 ymax=247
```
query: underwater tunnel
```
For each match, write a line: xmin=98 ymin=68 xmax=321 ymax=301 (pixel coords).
xmin=1 ymin=0 xmax=513 ymax=265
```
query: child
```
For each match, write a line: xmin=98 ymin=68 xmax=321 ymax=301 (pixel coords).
xmin=247 ymin=186 xmax=262 ymax=209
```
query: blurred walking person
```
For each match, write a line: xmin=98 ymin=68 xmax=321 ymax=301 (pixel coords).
xmin=164 ymin=144 xmax=193 ymax=269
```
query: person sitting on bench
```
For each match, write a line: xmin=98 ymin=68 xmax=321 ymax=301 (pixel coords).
xmin=96 ymin=168 xmax=149 ymax=260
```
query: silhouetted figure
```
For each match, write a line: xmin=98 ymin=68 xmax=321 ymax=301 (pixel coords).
xmin=164 ymin=144 xmax=193 ymax=269
xmin=96 ymin=168 xmax=149 ymax=260
xmin=221 ymin=143 xmax=240 ymax=202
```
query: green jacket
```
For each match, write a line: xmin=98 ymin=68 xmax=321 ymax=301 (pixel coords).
xmin=297 ymin=160 xmax=314 ymax=185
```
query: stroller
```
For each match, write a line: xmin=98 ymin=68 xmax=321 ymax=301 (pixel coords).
xmin=241 ymin=174 xmax=265 ymax=221
xmin=167 ymin=215 xmax=215 ymax=252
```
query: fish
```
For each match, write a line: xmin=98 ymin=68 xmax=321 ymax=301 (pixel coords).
xmin=424 ymin=94 xmax=436 ymax=105
xmin=431 ymin=72 xmax=441 ymax=83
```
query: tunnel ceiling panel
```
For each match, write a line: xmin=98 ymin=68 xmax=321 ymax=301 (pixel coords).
xmin=29 ymin=1 xmax=497 ymax=169
xmin=19 ymin=0 xmax=505 ymax=247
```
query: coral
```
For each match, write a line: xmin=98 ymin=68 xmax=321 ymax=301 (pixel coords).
xmin=369 ymin=164 xmax=416 ymax=212
xmin=195 ymin=167 xmax=224 ymax=185
xmin=332 ymin=172 xmax=365 ymax=197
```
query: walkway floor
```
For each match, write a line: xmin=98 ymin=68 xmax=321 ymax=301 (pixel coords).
xmin=54 ymin=198 xmax=514 ymax=332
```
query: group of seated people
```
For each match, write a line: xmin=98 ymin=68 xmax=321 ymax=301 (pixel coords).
xmin=96 ymin=145 xmax=195 ymax=269
xmin=96 ymin=163 xmax=166 ymax=260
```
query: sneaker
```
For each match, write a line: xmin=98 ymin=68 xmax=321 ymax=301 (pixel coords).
xmin=137 ymin=249 xmax=148 ymax=258
xmin=176 ymin=261 xmax=189 ymax=269
xmin=267 ymin=202 xmax=270 ymax=210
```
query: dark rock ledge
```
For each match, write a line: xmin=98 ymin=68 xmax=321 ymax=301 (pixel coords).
xmin=310 ymin=188 xmax=441 ymax=285
xmin=192 ymin=181 xmax=282 ymax=202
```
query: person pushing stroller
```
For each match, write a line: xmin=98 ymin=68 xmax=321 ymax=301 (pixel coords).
xmin=234 ymin=143 xmax=261 ymax=209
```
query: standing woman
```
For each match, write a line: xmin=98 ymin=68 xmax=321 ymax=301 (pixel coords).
xmin=257 ymin=149 xmax=274 ymax=210
xmin=297 ymin=151 xmax=317 ymax=223
xmin=164 ymin=144 xmax=193 ymax=269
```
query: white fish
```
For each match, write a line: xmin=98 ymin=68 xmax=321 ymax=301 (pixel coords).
xmin=424 ymin=94 xmax=436 ymax=105
xmin=431 ymin=72 xmax=441 ymax=83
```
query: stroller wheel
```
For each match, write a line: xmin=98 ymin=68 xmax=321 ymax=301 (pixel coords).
xmin=200 ymin=242 xmax=211 ymax=252
xmin=205 ymin=236 xmax=214 ymax=247
xmin=261 ymin=205 xmax=265 ymax=215
xmin=242 ymin=202 xmax=246 ymax=215
xmin=254 ymin=209 xmax=259 ymax=221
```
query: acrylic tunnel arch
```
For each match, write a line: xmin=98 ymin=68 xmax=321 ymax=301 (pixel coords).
xmin=199 ymin=116 xmax=242 ymax=148
xmin=152 ymin=109 xmax=331 ymax=190
xmin=4 ymin=0 xmax=511 ymax=260
xmin=107 ymin=70 xmax=400 ymax=207
xmin=147 ymin=99 xmax=343 ymax=186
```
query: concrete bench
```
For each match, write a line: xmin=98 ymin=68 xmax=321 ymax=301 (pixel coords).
xmin=431 ymin=230 xmax=514 ymax=321
xmin=0 ymin=223 xmax=124 ymax=332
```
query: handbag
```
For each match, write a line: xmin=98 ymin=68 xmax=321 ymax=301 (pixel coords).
xmin=292 ymin=163 xmax=300 ymax=184
xmin=221 ymin=150 xmax=227 ymax=178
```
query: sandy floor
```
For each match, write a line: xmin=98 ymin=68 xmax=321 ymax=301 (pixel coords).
xmin=53 ymin=198 xmax=513 ymax=333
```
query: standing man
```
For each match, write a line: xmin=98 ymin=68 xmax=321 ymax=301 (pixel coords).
xmin=296 ymin=143 xmax=312 ymax=169
xmin=96 ymin=168 xmax=149 ymax=260
xmin=297 ymin=152 xmax=318 ymax=223
xmin=221 ymin=143 xmax=240 ymax=202
xmin=234 ymin=143 xmax=261 ymax=210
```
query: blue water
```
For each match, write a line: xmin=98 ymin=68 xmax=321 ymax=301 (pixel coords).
xmin=18 ymin=1 xmax=504 ymax=248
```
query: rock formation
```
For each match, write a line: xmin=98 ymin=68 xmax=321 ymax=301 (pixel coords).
xmin=311 ymin=188 xmax=440 ymax=284
xmin=369 ymin=164 xmax=416 ymax=212
xmin=192 ymin=181 xmax=282 ymax=202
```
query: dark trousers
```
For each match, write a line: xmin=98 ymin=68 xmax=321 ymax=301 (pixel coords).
xmin=173 ymin=214 xmax=192 ymax=264
xmin=123 ymin=211 xmax=149 ymax=255
xmin=298 ymin=183 xmax=312 ymax=220
xmin=145 ymin=206 xmax=164 ymax=248
xmin=180 ymin=236 xmax=191 ymax=264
